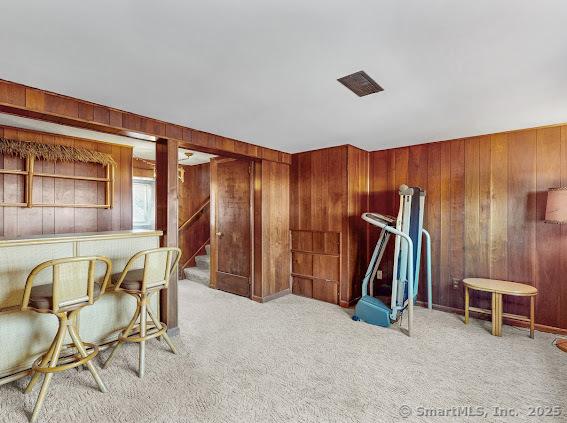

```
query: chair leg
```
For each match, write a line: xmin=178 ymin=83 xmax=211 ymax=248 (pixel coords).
xmin=139 ymin=296 xmax=147 ymax=378
xmin=103 ymin=302 xmax=141 ymax=369
xmin=25 ymin=332 xmax=59 ymax=394
xmin=67 ymin=318 xmax=107 ymax=393
xmin=147 ymin=303 xmax=177 ymax=354
xmin=29 ymin=314 xmax=67 ymax=423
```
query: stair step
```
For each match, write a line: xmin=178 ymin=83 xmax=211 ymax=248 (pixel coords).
xmin=195 ymin=254 xmax=210 ymax=269
xmin=205 ymin=244 xmax=210 ymax=256
xmin=184 ymin=266 xmax=210 ymax=285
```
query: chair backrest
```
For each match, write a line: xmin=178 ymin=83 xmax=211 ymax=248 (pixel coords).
xmin=114 ymin=247 xmax=181 ymax=292
xmin=21 ymin=256 xmax=112 ymax=313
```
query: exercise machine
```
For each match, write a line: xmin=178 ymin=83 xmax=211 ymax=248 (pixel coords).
xmin=353 ymin=185 xmax=432 ymax=336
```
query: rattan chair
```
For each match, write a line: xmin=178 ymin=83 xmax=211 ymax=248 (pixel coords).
xmin=21 ymin=256 xmax=112 ymax=423
xmin=103 ymin=247 xmax=181 ymax=377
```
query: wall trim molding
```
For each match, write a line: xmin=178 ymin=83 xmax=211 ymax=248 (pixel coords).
xmin=252 ymin=288 xmax=291 ymax=303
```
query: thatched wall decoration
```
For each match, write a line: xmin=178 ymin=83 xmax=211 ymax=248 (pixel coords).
xmin=0 ymin=137 xmax=116 ymax=167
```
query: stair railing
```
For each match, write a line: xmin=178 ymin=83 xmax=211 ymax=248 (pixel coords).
xmin=179 ymin=197 xmax=210 ymax=232
xmin=178 ymin=197 xmax=211 ymax=277
xmin=179 ymin=238 xmax=211 ymax=277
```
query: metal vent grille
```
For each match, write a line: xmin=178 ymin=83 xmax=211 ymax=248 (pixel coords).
xmin=337 ymin=71 xmax=383 ymax=97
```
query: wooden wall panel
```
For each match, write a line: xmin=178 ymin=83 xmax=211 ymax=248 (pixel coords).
xmin=346 ymin=146 xmax=369 ymax=303
xmin=178 ymin=163 xmax=211 ymax=268
xmin=0 ymin=125 xmax=132 ymax=237
xmin=259 ymin=160 xmax=291 ymax=298
xmin=408 ymin=145 xmax=429 ymax=300
xmin=425 ymin=143 xmax=441 ymax=305
xmin=535 ymin=127 xmax=562 ymax=327
xmin=369 ymin=124 xmax=567 ymax=331
xmin=290 ymin=146 xmax=367 ymax=306
xmin=561 ymin=126 xmax=567 ymax=330
xmin=290 ymin=230 xmax=341 ymax=304
xmin=449 ymin=140 xmax=465 ymax=309
xmin=507 ymin=131 xmax=536 ymax=316
xmin=291 ymin=147 xmax=347 ymax=233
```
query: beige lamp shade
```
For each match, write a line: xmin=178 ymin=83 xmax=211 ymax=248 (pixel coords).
xmin=545 ymin=187 xmax=567 ymax=224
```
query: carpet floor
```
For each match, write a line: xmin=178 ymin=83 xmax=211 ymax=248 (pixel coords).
xmin=1 ymin=280 xmax=566 ymax=423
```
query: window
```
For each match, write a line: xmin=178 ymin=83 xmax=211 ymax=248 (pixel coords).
xmin=132 ymin=178 xmax=155 ymax=230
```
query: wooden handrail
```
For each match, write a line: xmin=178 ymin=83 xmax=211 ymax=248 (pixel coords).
xmin=179 ymin=198 xmax=210 ymax=231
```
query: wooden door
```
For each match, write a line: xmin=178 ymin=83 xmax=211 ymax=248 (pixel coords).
xmin=210 ymin=158 xmax=252 ymax=297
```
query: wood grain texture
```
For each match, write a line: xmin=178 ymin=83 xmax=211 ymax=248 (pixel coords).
xmin=212 ymin=159 xmax=251 ymax=297
xmin=535 ymin=127 xmax=561 ymax=327
xmin=346 ymin=146 xmax=369 ymax=303
xmin=369 ymin=125 xmax=567 ymax=331
xmin=291 ymin=230 xmax=340 ymax=303
xmin=155 ymin=138 xmax=179 ymax=329
xmin=561 ymin=126 xmax=567 ymax=330
xmin=260 ymin=160 xmax=291 ymax=297
xmin=0 ymin=125 xmax=132 ymax=237
xmin=290 ymin=145 xmax=367 ymax=306
xmin=178 ymin=163 xmax=210 ymax=268
xmin=0 ymin=79 xmax=289 ymax=164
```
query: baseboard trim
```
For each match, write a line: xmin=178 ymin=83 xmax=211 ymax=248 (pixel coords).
xmin=252 ymin=288 xmax=291 ymax=303
xmin=339 ymin=296 xmax=360 ymax=308
xmin=167 ymin=326 xmax=181 ymax=337
xmin=416 ymin=301 xmax=567 ymax=335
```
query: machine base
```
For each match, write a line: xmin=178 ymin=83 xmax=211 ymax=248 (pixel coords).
xmin=353 ymin=295 xmax=391 ymax=328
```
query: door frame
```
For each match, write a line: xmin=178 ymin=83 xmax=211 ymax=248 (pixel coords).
xmin=209 ymin=157 xmax=255 ymax=297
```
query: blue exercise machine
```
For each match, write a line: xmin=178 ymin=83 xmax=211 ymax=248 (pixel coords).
xmin=353 ymin=185 xmax=432 ymax=336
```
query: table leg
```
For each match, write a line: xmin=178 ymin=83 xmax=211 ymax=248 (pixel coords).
xmin=491 ymin=294 xmax=496 ymax=335
xmin=530 ymin=296 xmax=535 ymax=339
xmin=491 ymin=293 xmax=503 ymax=336
xmin=464 ymin=286 xmax=469 ymax=324
xmin=496 ymin=293 xmax=502 ymax=336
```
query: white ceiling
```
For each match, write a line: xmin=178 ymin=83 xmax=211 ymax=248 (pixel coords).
xmin=1 ymin=1 xmax=566 ymax=152
xmin=0 ymin=113 xmax=216 ymax=165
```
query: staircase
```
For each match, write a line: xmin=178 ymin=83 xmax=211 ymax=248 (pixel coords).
xmin=183 ymin=244 xmax=211 ymax=286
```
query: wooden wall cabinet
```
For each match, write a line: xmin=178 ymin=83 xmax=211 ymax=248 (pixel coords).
xmin=290 ymin=145 xmax=368 ymax=306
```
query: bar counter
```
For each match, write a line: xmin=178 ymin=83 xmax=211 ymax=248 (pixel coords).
xmin=0 ymin=230 xmax=162 ymax=382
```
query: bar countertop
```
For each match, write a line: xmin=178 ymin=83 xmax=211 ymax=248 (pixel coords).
xmin=0 ymin=229 xmax=163 ymax=247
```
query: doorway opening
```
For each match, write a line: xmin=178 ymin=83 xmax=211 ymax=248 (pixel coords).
xmin=131 ymin=145 xmax=255 ymax=298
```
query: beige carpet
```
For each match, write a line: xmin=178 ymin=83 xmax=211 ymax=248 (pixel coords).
xmin=1 ymin=280 xmax=566 ymax=423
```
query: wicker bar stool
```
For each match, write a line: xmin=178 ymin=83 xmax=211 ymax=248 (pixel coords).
xmin=103 ymin=247 xmax=181 ymax=377
xmin=21 ymin=256 xmax=112 ymax=423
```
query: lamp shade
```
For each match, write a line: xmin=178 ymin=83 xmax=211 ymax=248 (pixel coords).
xmin=545 ymin=187 xmax=567 ymax=224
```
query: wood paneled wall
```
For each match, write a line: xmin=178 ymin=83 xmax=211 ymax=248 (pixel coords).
xmin=0 ymin=125 xmax=132 ymax=237
xmin=290 ymin=145 xmax=368 ymax=306
xmin=291 ymin=230 xmax=342 ymax=304
xmin=370 ymin=125 xmax=567 ymax=331
xmin=0 ymin=79 xmax=293 ymax=330
xmin=253 ymin=160 xmax=291 ymax=301
xmin=178 ymin=163 xmax=211 ymax=268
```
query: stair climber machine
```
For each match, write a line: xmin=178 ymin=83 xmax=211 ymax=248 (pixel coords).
xmin=353 ymin=185 xmax=432 ymax=336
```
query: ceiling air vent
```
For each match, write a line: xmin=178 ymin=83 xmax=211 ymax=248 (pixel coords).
xmin=337 ymin=71 xmax=383 ymax=97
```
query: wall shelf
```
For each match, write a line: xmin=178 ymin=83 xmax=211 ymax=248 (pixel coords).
xmin=0 ymin=154 xmax=114 ymax=209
